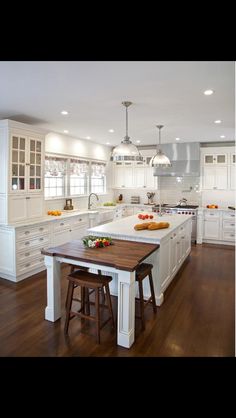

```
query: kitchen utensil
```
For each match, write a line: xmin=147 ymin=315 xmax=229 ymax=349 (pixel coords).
xmin=228 ymin=206 xmax=235 ymax=210
xmin=178 ymin=198 xmax=188 ymax=207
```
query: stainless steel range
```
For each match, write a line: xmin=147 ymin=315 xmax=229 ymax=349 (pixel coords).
xmin=152 ymin=204 xmax=198 ymax=242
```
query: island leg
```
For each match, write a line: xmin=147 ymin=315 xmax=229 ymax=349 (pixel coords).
xmin=44 ymin=256 xmax=61 ymax=322
xmin=117 ymin=270 xmax=136 ymax=348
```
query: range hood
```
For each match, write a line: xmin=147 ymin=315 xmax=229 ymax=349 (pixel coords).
xmin=153 ymin=142 xmax=200 ymax=177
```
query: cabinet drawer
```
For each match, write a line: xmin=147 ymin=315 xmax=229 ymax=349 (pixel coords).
xmin=72 ymin=216 xmax=88 ymax=228
xmin=16 ymin=247 xmax=46 ymax=263
xmin=204 ymin=211 xmax=220 ymax=219
xmin=223 ymin=220 xmax=235 ymax=230
xmin=222 ymin=211 xmax=235 ymax=220
xmin=16 ymin=224 xmax=50 ymax=241
xmin=17 ymin=256 xmax=45 ymax=275
xmin=222 ymin=230 xmax=235 ymax=241
xmin=53 ymin=220 xmax=72 ymax=232
xmin=16 ymin=234 xmax=50 ymax=251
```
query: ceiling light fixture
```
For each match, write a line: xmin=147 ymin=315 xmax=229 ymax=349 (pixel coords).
xmin=64 ymin=130 xmax=69 ymax=134
xmin=136 ymin=140 xmax=141 ymax=143
xmin=106 ymin=142 xmax=110 ymax=145
xmin=175 ymin=137 xmax=180 ymax=141
xmin=108 ymin=129 xmax=114 ymax=133
xmin=61 ymin=110 xmax=69 ymax=115
xmin=214 ymin=120 xmax=222 ymax=124
xmin=220 ymin=135 xmax=225 ymax=138
xmin=86 ymin=136 xmax=91 ymax=140
xmin=204 ymin=89 xmax=214 ymax=95
xmin=149 ymin=125 xmax=171 ymax=167
xmin=110 ymin=101 xmax=143 ymax=162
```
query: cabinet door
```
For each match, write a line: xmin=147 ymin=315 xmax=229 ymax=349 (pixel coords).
xmin=231 ymin=153 xmax=235 ymax=165
xmin=123 ymin=164 xmax=133 ymax=187
xmin=10 ymin=134 xmax=27 ymax=193
xmin=203 ymin=167 xmax=215 ymax=189
xmin=204 ymin=219 xmax=220 ymax=239
xmin=27 ymin=195 xmax=44 ymax=219
xmin=160 ymin=238 xmax=171 ymax=286
xmin=70 ymin=225 xmax=88 ymax=241
xmin=9 ymin=196 xmax=27 ymax=222
xmin=170 ymin=233 xmax=178 ymax=276
xmin=216 ymin=154 xmax=227 ymax=165
xmin=28 ymin=138 xmax=43 ymax=192
xmin=145 ymin=166 xmax=158 ymax=189
xmin=214 ymin=166 xmax=228 ymax=189
xmin=114 ymin=166 xmax=125 ymax=187
xmin=53 ymin=229 xmax=71 ymax=246
xmin=204 ymin=154 xmax=214 ymax=165
xmin=230 ymin=166 xmax=235 ymax=190
xmin=133 ymin=166 xmax=145 ymax=188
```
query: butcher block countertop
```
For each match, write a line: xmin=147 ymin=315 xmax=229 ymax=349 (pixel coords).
xmin=42 ymin=239 xmax=159 ymax=272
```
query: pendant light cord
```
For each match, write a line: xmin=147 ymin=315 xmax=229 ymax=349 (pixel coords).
xmin=126 ymin=106 xmax=128 ymax=139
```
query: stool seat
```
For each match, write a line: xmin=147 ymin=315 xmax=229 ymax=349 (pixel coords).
xmin=68 ymin=270 xmax=112 ymax=288
xmin=64 ymin=270 xmax=115 ymax=344
xmin=135 ymin=262 xmax=156 ymax=330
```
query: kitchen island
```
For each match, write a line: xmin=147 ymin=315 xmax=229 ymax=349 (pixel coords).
xmin=88 ymin=213 xmax=192 ymax=306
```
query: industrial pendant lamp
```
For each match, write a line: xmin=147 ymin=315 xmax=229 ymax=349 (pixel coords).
xmin=149 ymin=125 xmax=171 ymax=167
xmin=111 ymin=101 xmax=143 ymax=162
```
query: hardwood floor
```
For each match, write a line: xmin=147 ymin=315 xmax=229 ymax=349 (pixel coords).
xmin=0 ymin=244 xmax=234 ymax=357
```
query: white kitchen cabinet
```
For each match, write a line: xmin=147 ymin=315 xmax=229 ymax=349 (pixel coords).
xmin=0 ymin=119 xmax=45 ymax=224
xmin=170 ymin=232 xmax=178 ymax=276
xmin=133 ymin=165 xmax=146 ymax=188
xmin=230 ymin=166 xmax=235 ymax=190
xmin=203 ymin=166 xmax=228 ymax=190
xmin=146 ymin=166 xmax=158 ymax=189
xmin=8 ymin=195 xmax=44 ymax=223
xmin=231 ymin=153 xmax=235 ymax=165
xmin=203 ymin=153 xmax=227 ymax=165
xmin=160 ymin=238 xmax=171 ymax=287
xmin=203 ymin=218 xmax=220 ymax=240
xmin=113 ymin=161 xmax=158 ymax=189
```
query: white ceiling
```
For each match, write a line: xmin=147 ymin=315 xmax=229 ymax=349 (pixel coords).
xmin=0 ymin=61 xmax=234 ymax=146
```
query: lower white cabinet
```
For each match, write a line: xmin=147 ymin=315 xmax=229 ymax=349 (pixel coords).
xmin=203 ymin=166 xmax=228 ymax=190
xmin=199 ymin=209 xmax=235 ymax=244
xmin=204 ymin=218 xmax=220 ymax=240
xmin=9 ymin=194 xmax=44 ymax=223
xmin=230 ymin=166 xmax=235 ymax=190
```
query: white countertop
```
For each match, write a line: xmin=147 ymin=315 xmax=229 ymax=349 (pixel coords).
xmin=88 ymin=213 xmax=192 ymax=243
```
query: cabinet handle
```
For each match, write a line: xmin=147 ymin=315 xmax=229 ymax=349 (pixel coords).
xmin=177 ymin=242 xmax=180 ymax=244
xmin=170 ymin=237 xmax=173 ymax=239
xmin=79 ymin=218 xmax=82 ymax=221
xmin=26 ymin=197 xmax=30 ymax=200
xmin=181 ymin=236 xmax=185 ymax=239
xmin=40 ymin=258 xmax=44 ymax=262
xmin=39 ymin=227 xmax=44 ymax=231
xmin=60 ymin=222 xmax=64 ymax=226
xmin=25 ymin=263 xmax=31 ymax=267
xmin=39 ymin=237 xmax=44 ymax=241
xmin=25 ymin=241 xmax=30 ymax=245
xmin=25 ymin=252 xmax=30 ymax=257
xmin=174 ymin=233 xmax=176 ymax=237
xmin=213 ymin=187 xmax=217 ymax=189
xmin=210 ymin=214 xmax=214 ymax=216
xmin=230 ymin=224 xmax=235 ymax=226
xmin=24 ymin=231 xmax=30 ymax=235
xmin=230 ymin=234 xmax=234 ymax=237
xmin=25 ymin=163 xmax=30 ymax=166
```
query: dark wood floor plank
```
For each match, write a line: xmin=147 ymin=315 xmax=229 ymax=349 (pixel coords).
xmin=0 ymin=244 xmax=234 ymax=357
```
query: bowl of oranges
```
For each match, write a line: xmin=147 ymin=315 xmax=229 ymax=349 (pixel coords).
xmin=47 ymin=210 xmax=62 ymax=216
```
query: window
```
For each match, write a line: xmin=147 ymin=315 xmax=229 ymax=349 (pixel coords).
xmin=69 ymin=159 xmax=89 ymax=196
xmin=91 ymin=162 xmax=106 ymax=194
xmin=44 ymin=156 xmax=67 ymax=198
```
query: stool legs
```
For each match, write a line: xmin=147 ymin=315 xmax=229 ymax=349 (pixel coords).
xmin=105 ymin=284 xmax=115 ymax=329
xmin=64 ymin=281 xmax=74 ymax=334
xmin=95 ymin=288 xmax=100 ymax=344
xmin=149 ymin=271 xmax=157 ymax=313
xmin=137 ymin=278 xmax=145 ymax=330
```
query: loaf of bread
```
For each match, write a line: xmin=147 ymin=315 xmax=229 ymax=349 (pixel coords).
xmin=147 ymin=222 xmax=170 ymax=230
xmin=134 ymin=222 xmax=154 ymax=230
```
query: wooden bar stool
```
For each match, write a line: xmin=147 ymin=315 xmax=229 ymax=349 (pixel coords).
xmin=66 ymin=265 xmax=106 ymax=309
xmin=135 ymin=263 xmax=157 ymax=330
xmin=64 ymin=270 xmax=115 ymax=344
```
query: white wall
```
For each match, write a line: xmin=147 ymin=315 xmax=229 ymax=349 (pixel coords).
xmin=45 ymin=132 xmax=111 ymax=161
xmin=201 ymin=190 xmax=235 ymax=208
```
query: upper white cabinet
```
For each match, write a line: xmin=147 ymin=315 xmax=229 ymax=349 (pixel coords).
xmin=10 ymin=135 xmax=43 ymax=193
xmin=0 ymin=119 xmax=45 ymax=224
xmin=113 ymin=157 xmax=158 ymax=189
xmin=203 ymin=153 xmax=227 ymax=165
xmin=201 ymin=146 xmax=234 ymax=191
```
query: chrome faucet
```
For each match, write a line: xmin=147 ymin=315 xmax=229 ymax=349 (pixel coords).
xmin=88 ymin=193 xmax=99 ymax=209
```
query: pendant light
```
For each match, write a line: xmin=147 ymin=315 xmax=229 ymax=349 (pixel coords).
xmin=110 ymin=101 xmax=143 ymax=162
xmin=149 ymin=125 xmax=171 ymax=167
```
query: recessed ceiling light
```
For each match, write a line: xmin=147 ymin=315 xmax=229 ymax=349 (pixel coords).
xmin=63 ymin=130 xmax=69 ymax=134
xmin=108 ymin=129 xmax=114 ymax=133
xmin=61 ymin=110 xmax=68 ymax=115
xmin=136 ymin=140 xmax=141 ymax=144
xmin=220 ymin=135 xmax=225 ymax=138
xmin=204 ymin=89 xmax=214 ymax=95
xmin=86 ymin=136 xmax=91 ymax=140
xmin=106 ymin=142 xmax=110 ymax=145
xmin=176 ymin=137 xmax=180 ymax=141
xmin=214 ymin=120 xmax=222 ymax=124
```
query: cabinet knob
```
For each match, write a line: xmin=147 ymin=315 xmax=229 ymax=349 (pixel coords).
xmin=24 ymin=231 xmax=30 ymax=235
xmin=25 ymin=241 xmax=30 ymax=245
xmin=60 ymin=222 xmax=64 ymax=226
xmin=25 ymin=252 xmax=30 ymax=257
xmin=25 ymin=263 xmax=31 ymax=267
xmin=39 ymin=227 xmax=44 ymax=231
xmin=39 ymin=237 xmax=44 ymax=241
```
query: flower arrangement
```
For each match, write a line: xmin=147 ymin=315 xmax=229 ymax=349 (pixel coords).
xmin=82 ymin=235 xmax=113 ymax=248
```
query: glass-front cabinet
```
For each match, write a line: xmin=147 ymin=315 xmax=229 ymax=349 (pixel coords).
xmin=10 ymin=135 xmax=43 ymax=193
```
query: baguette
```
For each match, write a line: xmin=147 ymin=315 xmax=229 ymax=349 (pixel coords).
xmin=147 ymin=222 xmax=170 ymax=230
xmin=134 ymin=222 xmax=154 ymax=230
